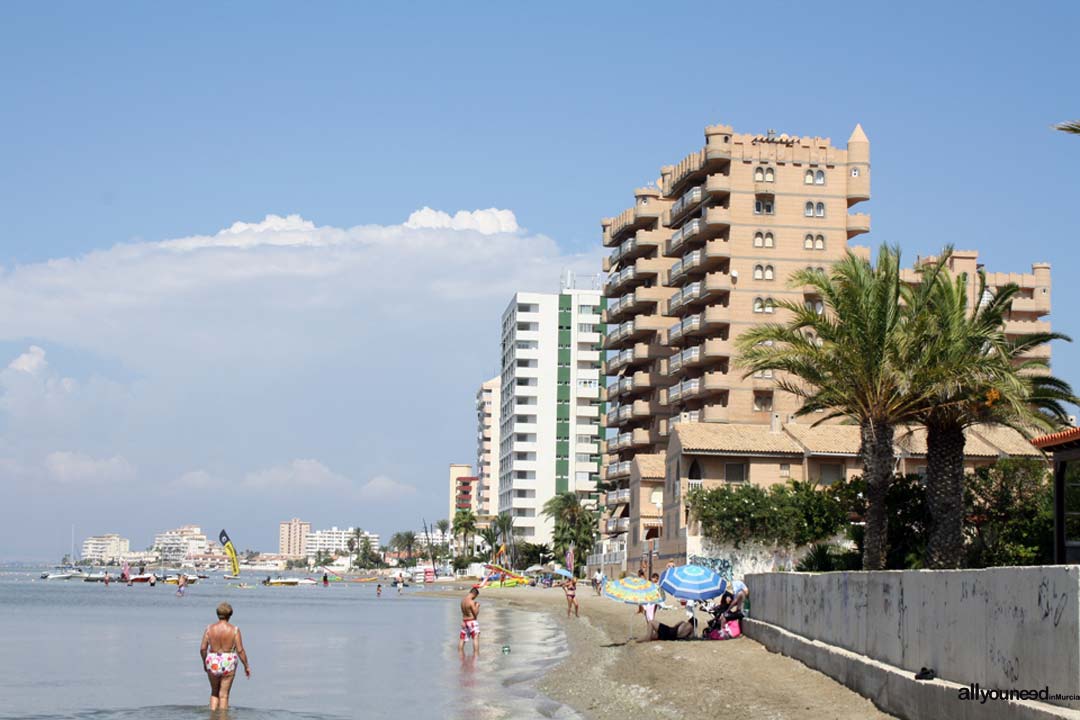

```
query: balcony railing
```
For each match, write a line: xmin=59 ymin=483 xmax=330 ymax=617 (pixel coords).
xmin=669 ymin=185 xmax=703 ymax=224
xmin=667 ymin=345 xmax=701 ymax=375
xmin=607 ymin=235 xmax=638 ymax=268
xmin=671 ymin=410 xmax=701 ymax=425
xmin=668 ymin=281 xmax=703 ymax=314
xmin=605 ymin=517 xmax=630 ymax=533
xmin=606 ymin=488 xmax=631 ymax=506
xmin=667 ymin=378 xmax=700 ymax=404
xmin=668 ymin=314 xmax=703 ymax=344
xmin=587 ymin=550 xmax=627 ymax=567
xmin=669 ymin=250 xmax=703 ymax=285
xmin=604 ymin=266 xmax=637 ymax=293
xmin=666 ymin=218 xmax=702 ymax=256
xmin=606 ymin=348 xmax=634 ymax=373
xmin=606 ymin=461 xmax=632 ymax=479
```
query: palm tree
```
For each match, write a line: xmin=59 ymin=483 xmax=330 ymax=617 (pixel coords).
xmin=399 ymin=531 xmax=418 ymax=567
xmin=541 ymin=492 xmax=597 ymax=569
xmin=495 ymin=513 xmax=516 ymax=569
xmin=1055 ymin=120 xmax=1080 ymax=135
xmin=904 ymin=250 xmax=1074 ymax=568
xmin=478 ymin=527 xmax=501 ymax=562
xmin=435 ymin=518 xmax=450 ymax=541
xmin=738 ymin=245 xmax=930 ymax=570
xmin=452 ymin=510 xmax=477 ymax=558
xmin=359 ymin=535 xmax=374 ymax=569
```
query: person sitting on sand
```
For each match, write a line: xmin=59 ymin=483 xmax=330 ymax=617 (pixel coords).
xmin=562 ymin=576 xmax=579 ymax=618
xmin=459 ymin=587 xmax=481 ymax=655
xmin=650 ymin=618 xmax=695 ymax=641
xmin=728 ymin=579 xmax=749 ymax=615
xmin=200 ymin=602 xmax=251 ymax=711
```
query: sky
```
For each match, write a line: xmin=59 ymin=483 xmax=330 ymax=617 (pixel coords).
xmin=1 ymin=1 xmax=1079 ymax=560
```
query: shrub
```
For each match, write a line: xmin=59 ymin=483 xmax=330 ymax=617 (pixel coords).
xmin=964 ymin=457 xmax=1053 ymax=567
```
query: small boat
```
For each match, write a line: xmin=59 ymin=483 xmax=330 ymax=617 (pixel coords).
xmin=163 ymin=574 xmax=199 ymax=585
xmin=128 ymin=573 xmax=157 ymax=584
xmin=265 ymin=577 xmax=316 ymax=586
xmin=296 ymin=578 xmax=317 ymax=586
xmin=228 ymin=582 xmax=254 ymax=590
xmin=42 ymin=572 xmax=75 ymax=581
xmin=223 ymin=574 xmax=240 ymax=580
xmin=83 ymin=573 xmax=108 ymax=582
xmin=197 ymin=573 xmax=209 ymax=580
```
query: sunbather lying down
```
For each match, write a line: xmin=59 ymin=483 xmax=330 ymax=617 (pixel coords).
xmin=650 ymin=619 xmax=695 ymax=641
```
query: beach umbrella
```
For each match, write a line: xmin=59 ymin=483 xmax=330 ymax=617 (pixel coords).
xmin=659 ymin=565 xmax=727 ymax=602
xmin=524 ymin=564 xmax=546 ymax=575
xmin=602 ymin=576 xmax=663 ymax=605
xmin=554 ymin=567 xmax=574 ymax=579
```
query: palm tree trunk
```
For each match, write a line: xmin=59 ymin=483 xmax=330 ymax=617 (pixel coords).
xmin=860 ymin=420 xmax=895 ymax=571
xmin=924 ymin=420 xmax=966 ymax=569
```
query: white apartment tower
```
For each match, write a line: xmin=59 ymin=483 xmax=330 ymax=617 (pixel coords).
xmin=497 ymin=286 xmax=604 ymax=545
xmin=475 ymin=376 xmax=501 ymax=518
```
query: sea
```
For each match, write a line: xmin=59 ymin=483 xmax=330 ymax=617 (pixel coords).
xmin=0 ymin=569 xmax=580 ymax=720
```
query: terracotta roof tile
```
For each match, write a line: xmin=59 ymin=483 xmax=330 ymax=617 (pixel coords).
xmin=782 ymin=423 xmax=862 ymax=455
xmin=673 ymin=423 xmax=803 ymax=455
xmin=633 ymin=453 xmax=666 ymax=479
xmin=968 ymin=425 xmax=1041 ymax=457
xmin=1032 ymin=426 xmax=1080 ymax=449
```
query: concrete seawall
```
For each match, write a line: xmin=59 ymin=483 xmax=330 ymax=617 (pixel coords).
xmin=744 ymin=567 xmax=1080 ymax=719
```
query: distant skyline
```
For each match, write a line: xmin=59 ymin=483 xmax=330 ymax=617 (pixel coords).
xmin=2 ymin=2 xmax=1079 ymax=560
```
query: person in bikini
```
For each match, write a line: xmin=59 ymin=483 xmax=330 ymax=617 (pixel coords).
xmin=458 ymin=588 xmax=480 ymax=655
xmin=200 ymin=602 xmax=251 ymax=710
xmin=562 ymin=576 xmax=579 ymax=618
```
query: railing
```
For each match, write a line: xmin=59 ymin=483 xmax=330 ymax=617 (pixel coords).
xmin=668 ymin=377 xmax=701 ymax=403
xmin=670 ymin=250 xmax=703 ymax=284
xmin=669 ymin=185 xmax=703 ymax=223
xmin=668 ymin=313 xmax=702 ymax=344
xmin=607 ymin=235 xmax=638 ymax=268
xmin=668 ymin=281 xmax=703 ymax=313
xmin=587 ymin=550 xmax=627 ymax=567
xmin=671 ymin=410 xmax=701 ymax=425
xmin=607 ymin=348 xmax=634 ymax=372
xmin=605 ymin=517 xmax=630 ymax=533
xmin=668 ymin=345 xmax=701 ymax=375
xmin=606 ymin=488 xmax=631 ymax=506
xmin=604 ymin=266 xmax=637 ymax=293
xmin=606 ymin=461 xmax=632 ymax=479
xmin=666 ymin=218 xmax=702 ymax=255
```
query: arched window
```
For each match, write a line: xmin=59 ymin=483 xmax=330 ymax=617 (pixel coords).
xmin=753 ymin=265 xmax=764 ymax=280
xmin=764 ymin=167 xmax=775 ymax=182
xmin=689 ymin=460 xmax=702 ymax=481
xmin=753 ymin=297 xmax=764 ymax=313
xmin=804 ymin=170 xmax=814 ymax=184
xmin=764 ymin=232 xmax=774 ymax=248
xmin=753 ymin=232 xmax=764 ymax=248
xmin=817 ymin=266 xmax=825 ymax=273
xmin=754 ymin=167 xmax=765 ymax=182
xmin=815 ymin=202 xmax=825 ymax=217
xmin=764 ymin=265 xmax=775 ymax=280
xmin=815 ymin=170 xmax=825 ymax=184
xmin=762 ymin=199 xmax=774 ymax=214
xmin=815 ymin=234 xmax=825 ymax=250
xmin=755 ymin=199 xmax=764 ymax=214
xmin=815 ymin=300 xmax=824 ymax=315
xmin=804 ymin=234 xmax=814 ymax=249
xmin=805 ymin=202 xmax=814 ymax=217
xmin=764 ymin=298 xmax=775 ymax=314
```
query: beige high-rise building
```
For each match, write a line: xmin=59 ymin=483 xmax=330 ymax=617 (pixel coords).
xmin=278 ymin=518 xmax=310 ymax=558
xmin=592 ymin=121 xmax=1053 ymax=576
xmin=596 ymin=122 xmax=871 ymax=573
xmin=475 ymin=376 xmax=501 ymax=519
xmin=448 ymin=463 xmax=476 ymax=525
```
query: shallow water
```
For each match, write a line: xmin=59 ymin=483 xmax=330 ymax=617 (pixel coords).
xmin=0 ymin=571 xmax=578 ymax=720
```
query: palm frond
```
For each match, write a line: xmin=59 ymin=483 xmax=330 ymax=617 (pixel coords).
xmin=1055 ymin=120 xmax=1080 ymax=135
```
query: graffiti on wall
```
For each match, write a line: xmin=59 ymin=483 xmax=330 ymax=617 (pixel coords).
xmin=689 ymin=555 xmax=733 ymax=581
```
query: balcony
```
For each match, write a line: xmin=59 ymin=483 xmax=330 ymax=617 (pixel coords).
xmin=667 ymin=377 xmax=699 ymax=404
xmin=603 ymin=342 xmax=665 ymax=374
xmin=605 ymin=403 xmax=635 ymax=428
xmin=605 ymin=488 xmax=631 ymax=507
xmin=1004 ymin=319 xmax=1052 ymax=336
xmin=705 ymin=205 xmax=731 ymax=230
xmin=604 ymin=266 xmax=637 ymax=295
xmin=670 ymin=410 xmax=701 ymax=426
xmin=847 ymin=212 xmax=871 ymax=237
xmin=606 ymin=198 xmax=663 ymax=244
xmin=605 ymin=314 xmax=673 ymax=350
xmin=705 ymin=173 xmax=731 ymax=195
xmin=606 ymin=461 xmax=632 ymax=480
xmin=605 ymin=517 xmax=630 ymax=534
xmin=587 ymin=550 xmax=627 ymax=566
xmin=1010 ymin=296 xmax=1051 ymax=315
xmin=605 ymin=285 xmax=673 ymax=323
xmin=669 ymin=185 xmax=704 ymax=225
xmin=702 ymin=403 xmax=729 ymax=422
xmin=666 ymin=345 xmax=700 ymax=377
xmin=666 ymin=218 xmax=702 ymax=256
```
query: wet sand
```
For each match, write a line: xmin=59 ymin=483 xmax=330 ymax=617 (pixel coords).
xmin=428 ymin=584 xmax=894 ymax=720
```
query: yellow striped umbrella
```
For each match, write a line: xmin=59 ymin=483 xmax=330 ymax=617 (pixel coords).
xmin=603 ymin=576 xmax=663 ymax=605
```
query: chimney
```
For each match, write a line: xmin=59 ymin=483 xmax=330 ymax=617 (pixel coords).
xmin=770 ymin=412 xmax=782 ymax=433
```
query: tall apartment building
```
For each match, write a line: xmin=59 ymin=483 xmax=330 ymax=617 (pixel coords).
xmin=305 ymin=526 xmax=380 ymax=558
xmin=596 ymin=122 xmax=872 ymax=573
xmin=81 ymin=534 xmax=130 ymax=564
xmin=448 ymin=463 xmax=476 ymax=522
xmin=278 ymin=518 xmax=311 ymax=558
xmin=475 ymin=376 xmax=501 ymax=518
xmin=497 ymin=284 xmax=604 ymax=545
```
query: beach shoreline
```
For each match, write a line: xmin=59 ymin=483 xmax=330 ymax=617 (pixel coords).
xmin=423 ymin=583 xmax=894 ymax=720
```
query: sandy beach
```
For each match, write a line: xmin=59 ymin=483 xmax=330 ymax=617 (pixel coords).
xmin=429 ymin=583 xmax=893 ymax=720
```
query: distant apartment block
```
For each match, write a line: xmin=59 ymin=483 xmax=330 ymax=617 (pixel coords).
xmin=80 ymin=533 xmax=130 ymax=564
xmin=497 ymin=282 xmax=604 ymax=545
xmin=278 ymin=518 xmax=311 ymax=558
xmin=154 ymin=525 xmax=209 ymax=563
xmin=448 ymin=463 xmax=476 ymax=522
xmin=475 ymin=376 xmax=501 ymax=518
xmin=304 ymin=526 xmax=380 ymax=558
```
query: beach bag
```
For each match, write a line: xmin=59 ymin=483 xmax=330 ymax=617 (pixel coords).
xmin=725 ymin=619 xmax=741 ymax=638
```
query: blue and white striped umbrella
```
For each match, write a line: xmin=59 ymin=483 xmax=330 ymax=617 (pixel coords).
xmin=659 ymin=565 xmax=727 ymax=601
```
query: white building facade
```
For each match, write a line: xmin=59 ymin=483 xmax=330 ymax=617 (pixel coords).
xmin=475 ymin=376 xmax=501 ymax=518
xmin=304 ymin=527 xmax=380 ymax=558
xmin=497 ymin=284 xmax=604 ymax=545
xmin=153 ymin=525 xmax=209 ymax=563
xmin=81 ymin=534 xmax=131 ymax=564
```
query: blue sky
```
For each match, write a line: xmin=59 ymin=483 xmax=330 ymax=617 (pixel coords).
xmin=1 ymin=2 xmax=1078 ymax=560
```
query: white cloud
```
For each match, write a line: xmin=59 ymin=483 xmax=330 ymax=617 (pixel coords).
xmin=43 ymin=451 xmax=136 ymax=485
xmin=357 ymin=475 xmax=417 ymax=502
xmin=241 ymin=459 xmax=349 ymax=492
xmin=404 ymin=207 xmax=519 ymax=234
xmin=8 ymin=345 xmax=47 ymax=374
xmin=174 ymin=469 xmax=215 ymax=490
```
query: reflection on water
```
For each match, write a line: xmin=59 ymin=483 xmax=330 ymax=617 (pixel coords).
xmin=0 ymin=571 xmax=578 ymax=720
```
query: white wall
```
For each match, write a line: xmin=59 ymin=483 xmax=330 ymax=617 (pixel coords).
xmin=747 ymin=567 xmax=1080 ymax=711
xmin=686 ymin=536 xmax=816 ymax=580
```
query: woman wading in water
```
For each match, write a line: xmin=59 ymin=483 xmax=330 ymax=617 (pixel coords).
xmin=200 ymin=602 xmax=251 ymax=710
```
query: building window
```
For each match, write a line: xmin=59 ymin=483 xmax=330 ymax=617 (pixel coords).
xmin=765 ymin=167 xmax=775 ymax=182
xmin=753 ymin=232 xmax=764 ymax=248
xmin=753 ymin=297 xmax=764 ymax=313
xmin=724 ymin=463 xmax=746 ymax=483
xmin=804 ymin=202 xmax=814 ymax=217
xmin=815 ymin=235 xmax=825 ymax=250
xmin=764 ymin=265 xmax=775 ymax=280
xmin=820 ymin=463 xmax=844 ymax=485
xmin=764 ymin=232 xmax=774 ymax=248
xmin=815 ymin=202 xmax=825 ymax=217
xmin=814 ymin=170 xmax=825 ymax=185
xmin=753 ymin=393 xmax=773 ymax=412
xmin=804 ymin=234 xmax=814 ymax=249
xmin=754 ymin=166 xmax=765 ymax=182
xmin=804 ymin=170 xmax=814 ymax=184
xmin=764 ymin=298 xmax=775 ymax=314
xmin=753 ymin=265 xmax=764 ymax=280
xmin=754 ymin=199 xmax=774 ymax=215
xmin=754 ymin=369 xmax=774 ymax=378
xmin=780 ymin=463 xmax=791 ymax=478
xmin=851 ymin=168 xmax=860 ymax=177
